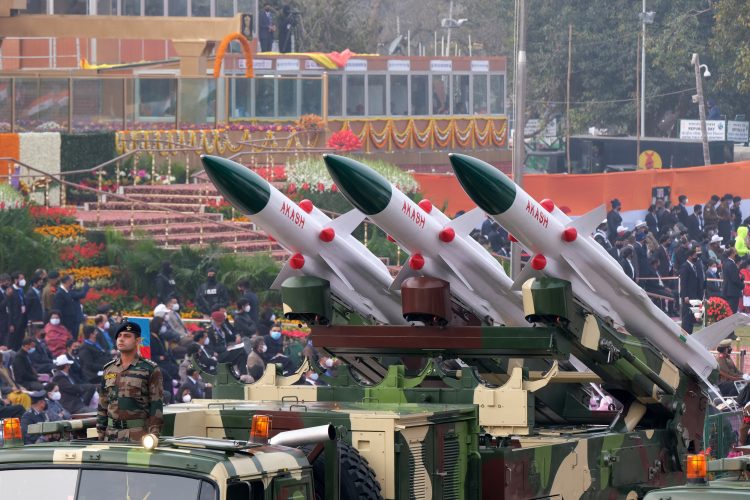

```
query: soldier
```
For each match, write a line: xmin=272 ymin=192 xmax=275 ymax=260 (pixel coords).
xmin=96 ymin=321 xmax=164 ymax=442
xmin=716 ymin=338 xmax=749 ymax=397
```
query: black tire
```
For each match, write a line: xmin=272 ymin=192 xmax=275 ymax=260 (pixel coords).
xmin=305 ymin=441 xmax=383 ymax=500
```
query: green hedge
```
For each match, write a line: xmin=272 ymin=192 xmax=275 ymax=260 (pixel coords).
xmin=60 ymin=132 xmax=116 ymax=204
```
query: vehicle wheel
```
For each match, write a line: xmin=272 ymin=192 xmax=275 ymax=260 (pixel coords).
xmin=305 ymin=441 xmax=383 ymax=500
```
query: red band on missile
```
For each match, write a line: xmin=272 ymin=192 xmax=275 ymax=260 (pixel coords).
xmin=540 ymin=199 xmax=555 ymax=213
xmin=289 ymin=253 xmax=305 ymax=269
xmin=267 ymin=234 xmax=276 ymax=242
xmin=387 ymin=234 xmax=396 ymax=243
xmin=530 ymin=254 xmax=547 ymax=270
xmin=319 ymin=228 xmax=335 ymax=242
xmin=299 ymin=199 xmax=314 ymax=214
xmin=562 ymin=227 xmax=578 ymax=242
xmin=509 ymin=233 xmax=518 ymax=243
xmin=418 ymin=199 xmax=433 ymax=213
xmin=439 ymin=227 xmax=455 ymax=243
xmin=409 ymin=253 xmax=425 ymax=270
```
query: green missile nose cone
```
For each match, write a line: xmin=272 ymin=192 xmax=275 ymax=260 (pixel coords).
xmin=201 ymin=155 xmax=270 ymax=215
xmin=449 ymin=153 xmax=517 ymax=215
xmin=323 ymin=154 xmax=392 ymax=215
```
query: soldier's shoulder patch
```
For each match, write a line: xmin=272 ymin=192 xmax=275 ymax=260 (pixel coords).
xmin=104 ymin=372 xmax=117 ymax=380
xmin=102 ymin=358 xmax=117 ymax=370
xmin=140 ymin=357 xmax=159 ymax=369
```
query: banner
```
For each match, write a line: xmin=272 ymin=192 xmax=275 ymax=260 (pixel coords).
xmin=679 ymin=119 xmax=726 ymax=141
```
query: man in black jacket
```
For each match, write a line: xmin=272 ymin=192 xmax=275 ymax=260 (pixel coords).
xmin=178 ymin=367 xmax=206 ymax=402
xmin=679 ymin=247 xmax=702 ymax=334
xmin=155 ymin=261 xmax=177 ymax=304
xmin=606 ymin=199 xmax=623 ymax=244
xmin=676 ymin=195 xmax=690 ymax=227
xmin=194 ymin=268 xmax=229 ymax=316
xmin=722 ymin=248 xmax=744 ymax=313
xmin=237 ymin=279 xmax=260 ymax=325
xmin=51 ymin=354 xmax=97 ymax=415
xmin=53 ymin=275 xmax=90 ymax=338
xmin=7 ymin=271 xmax=28 ymax=350
xmin=78 ymin=327 xmax=112 ymax=383
xmin=24 ymin=273 xmax=45 ymax=326
xmin=686 ymin=204 xmax=704 ymax=243
xmin=12 ymin=338 xmax=43 ymax=390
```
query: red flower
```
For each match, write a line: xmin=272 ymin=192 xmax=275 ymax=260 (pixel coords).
xmin=302 ymin=182 xmax=310 ymax=191
xmin=331 ymin=184 xmax=338 ymax=193
xmin=317 ymin=182 xmax=325 ymax=192
xmin=288 ymin=183 xmax=297 ymax=195
xmin=327 ymin=130 xmax=362 ymax=151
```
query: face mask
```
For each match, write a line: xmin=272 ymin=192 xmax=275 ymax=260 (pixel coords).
xmin=182 ymin=394 xmax=192 ymax=403
xmin=72 ymin=348 xmax=79 ymax=355
xmin=203 ymin=337 xmax=210 ymax=346
xmin=270 ymin=314 xmax=276 ymax=322
xmin=50 ymin=318 xmax=61 ymax=326
xmin=310 ymin=372 xmax=319 ymax=381
xmin=244 ymin=306 xmax=251 ymax=313
xmin=49 ymin=391 xmax=61 ymax=401
xmin=172 ymin=303 xmax=180 ymax=311
xmin=260 ymin=345 xmax=268 ymax=353
xmin=270 ymin=331 xmax=281 ymax=341
xmin=207 ymin=275 xmax=216 ymax=283
xmin=28 ymin=348 xmax=36 ymax=354
xmin=324 ymin=358 xmax=334 ymax=368
xmin=160 ymin=325 xmax=167 ymax=334
xmin=18 ymin=279 xmax=26 ymax=288
xmin=710 ymin=266 xmax=718 ymax=273
xmin=104 ymin=321 xmax=110 ymax=330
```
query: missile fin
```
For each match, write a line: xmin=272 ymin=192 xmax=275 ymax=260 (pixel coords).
xmin=510 ymin=262 xmax=541 ymax=291
xmin=438 ymin=249 xmax=474 ymax=291
xmin=270 ymin=260 xmax=299 ymax=290
xmin=447 ymin=207 xmax=486 ymax=235
xmin=319 ymin=252 xmax=355 ymax=290
xmin=325 ymin=208 xmax=366 ymax=235
xmin=566 ymin=205 xmax=607 ymax=236
xmin=561 ymin=254 xmax=597 ymax=293
xmin=692 ymin=313 xmax=750 ymax=350
xmin=390 ymin=262 xmax=419 ymax=291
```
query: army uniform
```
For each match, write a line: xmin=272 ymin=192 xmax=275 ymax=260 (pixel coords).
xmin=96 ymin=352 xmax=164 ymax=442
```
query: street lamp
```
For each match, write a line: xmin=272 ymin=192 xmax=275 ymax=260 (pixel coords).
xmin=691 ymin=53 xmax=711 ymax=166
xmin=638 ymin=2 xmax=655 ymax=138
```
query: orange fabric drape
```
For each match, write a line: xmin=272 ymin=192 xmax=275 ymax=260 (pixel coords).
xmin=415 ymin=160 xmax=750 ymax=217
xmin=213 ymin=32 xmax=253 ymax=78
xmin=0 ymin=133 xmax=20 ymax=182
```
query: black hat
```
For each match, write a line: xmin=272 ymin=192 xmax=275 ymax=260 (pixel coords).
xmin=115 ymin=321 xmax=141 ymax=338
xmin=207 ymin=266 xmax=217 ymax=274
xmin=30 ymin=391 xmax=46 ymax=404
xmin=611 ymin=198 xmax=621 ymax=208
xmin=96 ymin=303 xmax=113 ymax=314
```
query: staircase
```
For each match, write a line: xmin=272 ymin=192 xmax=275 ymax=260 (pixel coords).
xmin=76 ymin=183 xmax=287 ymax=259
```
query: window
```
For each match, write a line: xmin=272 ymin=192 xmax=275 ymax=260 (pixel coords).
xmin=410 ymin=75 xmax=428 ymax=115
xmin=145 ymin=0 xmax=164 ymax=16
xmin=0 ymin=469 xmax=78 ymax=499
xmin=77 ymin=469 xmax=207 ymax=500
xmin=452 ymin=74 xmax=469 ymax=115
xmin=301 ymin=79 xmax=322 ymax=115
xmin=273 ymin=477 xmax=311 ymax=500
xmin=122 ymin=0 xmax=141 ymax=16
xmin=327 ymin=75 xmax=342 ymax=117
xmin=97 ymin=0 xmax=116 ymax=14
xmin=255 ymin=78 xmax=275 ymax=117
xmin=20 ymin=0 xmax=46 ymax=14
xmin=179 ymin=79 xmax=216 ymax=127
xmin=368 ymin=75 xmax=386 ymax=116
xmin=389 ymin=75 xmax=408 ymax=116
xmin=278 ymin=78 xmax=298 ymax=117
xmin=216 ymin=0 xmax=234 ymax=17
xmin=472 ymin=74 xmax=488 ymax=114
xmin=490 ymin=74 xmax=505 ymax=115
xmin=238 ymin=0 xmax=253 ymax=13
xmin=231 ymin=79 xmax=252 ymax=118
xmin=346 ymin=75 xmax=365 ymax=116
xmin=136 ymin=78 xmax=177 ymax=124
xmin=53 ymin=0 xmax=86 ymax=14
xmin=168 ymin=0 xmax=187 ymax=16
xmin=432 ymin=74 xmax=450 ymax=115
xmin=191 ymin=0 xmax=210 ymax=17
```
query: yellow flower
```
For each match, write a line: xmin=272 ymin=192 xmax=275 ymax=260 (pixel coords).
xmin=60 ymin=266 xmax=114 ymax=281
xmin=34 ymin=224 xmax=86 ymax=240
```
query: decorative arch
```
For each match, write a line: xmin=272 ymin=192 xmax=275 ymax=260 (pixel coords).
xmin=213 ymin=32 xmax=253 ymax=78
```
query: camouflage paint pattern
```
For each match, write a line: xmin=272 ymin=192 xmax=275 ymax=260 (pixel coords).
xmin=97 ymin=354 xmax=164 ymax=441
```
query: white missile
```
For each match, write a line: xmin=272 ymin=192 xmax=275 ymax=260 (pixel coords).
xmin=323 ymin=154 xmax=528 ymax=326
xmin=201 ymin=155 xmax=406 ymax=325
xmin=448 ymin=153 xmax=719 ymax=380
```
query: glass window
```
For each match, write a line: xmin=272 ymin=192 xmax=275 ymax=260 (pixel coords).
xmin=216 ymin=0 xmax=234 ymax=17
xmin=432 ymin=74 xmax=450 ymax=115
xmin=367 ymin=74 xmax=386 ymax=116
xmin=145 ymin=0 xmax=164 ymax=16
xmin=168 ymin=0 xmax=186 ymax=16
xmin=472 ymin=74 xmax=488 ymax=114
xmin=20 ymin=0 xmax=46 ymax=14
xmin=237 ymin=0 xmax=252 ymax=13
xmin=255 ymin=77 xmax=275 ymax=117
xmin=179 ymin=79 xmax=216 ymax=128
xmin=0 ymin=79 xmax=11 ymax=132
xmin=490 ymin=74 xmax=505 ymax=115
xmin=15 ymin=78 xmax=69 ymax=132
xmin=410 ymin=75 xmax=428 ymax=115
xmin=73 ymin=78 xmax=125 ymax=131
xmin=191 ymin=0 xmax=210 ymax=17
xmin=122 ymin=0 xmax=141 ymax=15
xmin=136 ymin=78 xmax=176 ymax=127
xmin=97 ymin=0 xmax=116 ymax=14
xmin=231 ymin=79 xmax=252 ymax=118
xmin=346 ymin=75 xmax=365 ymax=116
xmin=301 ymin=79 xmax=322 ymax=115
xmin=278 ymin=78 xmax=298 ymax=118
xmin=452 ymin=74 xmax=469 ymax=115
xmin=326 ymin=74 xmax=342 ymax=117
xmin=0 ymin=469 xmax=78 ymax=499
xmin=77 ymin=469 xmax=206 ymax=500
xmin=54 ymin=0 xmax=86 ymax=14
xmin=389 ymin=75 xmax=408 ymax=116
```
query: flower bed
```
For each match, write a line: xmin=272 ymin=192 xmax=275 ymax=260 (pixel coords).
xmin=59 ymin=242 xmax=105 ymax=267
xmin=60 ymin=266 xmax=115 ymax=288
xmin=29 ymin=206 xmax=77 ymax=225
xmin=706 ymin=296 xmax=732 ymax=324
xmin=34 ymin=224 xmax=86 ymax=240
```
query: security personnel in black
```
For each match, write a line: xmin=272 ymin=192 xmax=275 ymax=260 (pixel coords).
xmin=679 ymin=247 xmax=702 ymax=334
xmin=194 ymin=267 xmax=229 ymax=316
